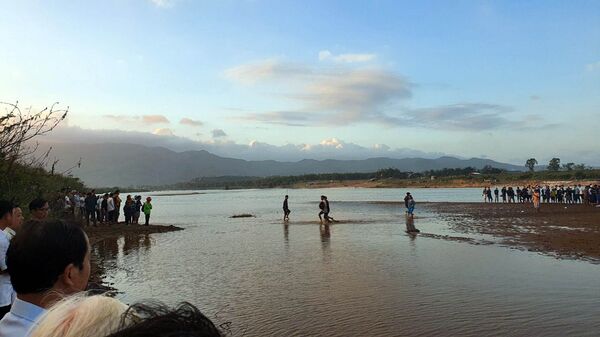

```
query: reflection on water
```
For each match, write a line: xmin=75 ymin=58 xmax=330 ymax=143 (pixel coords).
xmin=97 ymin=188 xmax=600 ymax=336
xmin=405 ymin=215 xmax=419 ymax=236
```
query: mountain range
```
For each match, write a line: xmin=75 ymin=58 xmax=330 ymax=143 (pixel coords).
xmin=41 ymin=142 xmax=523 ymax=187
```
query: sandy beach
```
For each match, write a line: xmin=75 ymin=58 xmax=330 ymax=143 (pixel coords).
xmin=425 ymin=202 xmax=600 ymax=263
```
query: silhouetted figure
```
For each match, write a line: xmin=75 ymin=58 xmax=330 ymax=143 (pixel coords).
xmin=282 ymin=195 xmax=290 ymax=221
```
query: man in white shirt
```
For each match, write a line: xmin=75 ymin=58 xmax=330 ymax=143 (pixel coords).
xmin=0 ymin=201 xmax=16 ymax=319
xmin=3 ymin=206 xmax=23 ymax=242
xmin=107 ymin=194 xmax=116 ymax=224
xmin=0 ymin=220 xmax=91 ymax=337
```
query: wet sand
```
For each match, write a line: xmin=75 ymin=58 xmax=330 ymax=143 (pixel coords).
xmin=85 ymin=223 xmax=183 ymax=291
xmin=424 ymin=202 xmax=600 ymax=263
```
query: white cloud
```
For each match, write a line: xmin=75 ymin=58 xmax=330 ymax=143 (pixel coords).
xmin=319 ymin=50 xmax=376 ymax=63
xmin=224 ymin=59 xmax=309 ymax=85
xmin=143 ymin=115 xmax=170 ymax=124
xmin=586 ymin=60 xmax=600 ymax=72
xmin=373 ymin=143 xmax=390 ymax=151
xmin=103 ymin=114 xmax=169 ymax=125
xmin=153 ymin=128 xmax=174 ymax=136
xmin=180 ymin=118 xmax=203 ymax=127
xmin=320 ymin=138 xmax=344 ymax=149
xmin=227 ymin=59 xmax=413 ymax=126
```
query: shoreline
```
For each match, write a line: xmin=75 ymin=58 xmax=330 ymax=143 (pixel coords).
xmin=85 ymin=223 xmax=183 ymax=291
xmin=287 ymin=178 xmax=600 ymax=189
xmin=159 ymin=178 xmax=600 ymax=191
xmin=422 ymin=202 xmax=600 ymax=263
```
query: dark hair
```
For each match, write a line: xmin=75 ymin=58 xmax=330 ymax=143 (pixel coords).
xmin=108 ymin=301 xmax=223 ymax=337
xmin=6 ymin=220 xmax=88 ymax=294
xmin=29 ymin=198 xmax=48 ymax=211
xmin=0 ymin=200 xmax=15 ymax=219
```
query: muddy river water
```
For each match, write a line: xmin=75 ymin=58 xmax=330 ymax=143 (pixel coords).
xmin=95 ymin=188 xmax=600 ymax=336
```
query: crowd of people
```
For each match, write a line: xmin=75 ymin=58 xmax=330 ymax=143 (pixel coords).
xmin=482 ymin=184 xmax=600 ymax=205
xmin=55 ymin=190 xmax=154 ymax=226
xmin=0 ymin=201 xmax=223 ymax=337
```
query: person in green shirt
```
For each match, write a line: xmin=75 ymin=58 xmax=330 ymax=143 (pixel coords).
xmin=142 ymin=197 xmax=153 ymax=226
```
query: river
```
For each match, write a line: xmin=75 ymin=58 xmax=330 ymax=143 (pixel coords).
xmin=95 ymin=188 xmax=600 ymax=336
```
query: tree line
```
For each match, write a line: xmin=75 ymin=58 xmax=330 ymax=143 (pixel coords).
xmin=525 ymin=158 xmax=590 ymax=172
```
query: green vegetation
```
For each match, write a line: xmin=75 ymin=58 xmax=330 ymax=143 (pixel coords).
xmin=168 ymin=166 xmax=600 ymax=190
xmin=0 ymin=160 xmax=85 ymax=213
xmin=0 ymin=101 xmax=85 ymax=214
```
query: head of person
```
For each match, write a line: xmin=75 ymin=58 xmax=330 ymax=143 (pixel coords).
xmin=7 ymin=219 xmax=91 ymax=307
xmin=104 ymin=194 xmax=109 ymax=200
xmin=29 ymin=198 xmax=49 ymax=221
xmin=146 ymin=197 xmax=152 ymax=203
xmin=127 ymin=195 xmax=132 ymax=201
xmin=29 ymin=294 xmax=129 ymax=337
xmin=107 ymin=301 xmax=222 ymax=337
xmin=8 ymin=205 xmax=24 ymax=232
xmin=285 ymin=195 xmax=288 ymax=199
xmin=0 ymin=200 xmax=16 ymax=230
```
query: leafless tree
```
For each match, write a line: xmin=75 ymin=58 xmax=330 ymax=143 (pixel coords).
xmin=0 ymin=101 xmax=68 ymax=173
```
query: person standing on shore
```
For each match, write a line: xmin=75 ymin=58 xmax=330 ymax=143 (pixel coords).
xmin=532 ymin=187 xmax=541 ymax=212
xmin=0 ymin=220 xmax=91 ymax=337
xmin=282 ymin=195 xmax=290 ymax=221
xmin=107 ymin=193 xmax=115 ymax=225
xmin=124 ymin=195 xmax=134 ymax=225
xmin=501 ymin=187 xmax=507 ymax=203
xmin=28 ymin=198 xmax=49 ymax=222
xmin=142 ymin=197 xmax=153 ymax=226
xmin=3 ymin=205 xmax=23 ymax=242
xmin=0 ymin=201 xmax=17 ymax=319
xmin=507 ymin=187 xmax=515 ymax=203
xmin=113 ymin=190 xmax=122 ymax=224
xmin=133 ymin=196 xmax=142 ymax=225
xmin=84 ymin=192 xmax=98 ymax=227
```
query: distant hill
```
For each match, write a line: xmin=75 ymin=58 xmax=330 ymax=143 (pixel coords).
xmin=41 ymin=142 xmax=523 ymax=187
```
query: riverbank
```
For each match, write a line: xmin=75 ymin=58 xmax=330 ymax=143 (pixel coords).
xmin=85 ymin=223 xmax=183 ymax=291
xmin=424 ymin=202 xmax=600 ymax=263
xmin=291 ymin=178 xmax=600 ymax=189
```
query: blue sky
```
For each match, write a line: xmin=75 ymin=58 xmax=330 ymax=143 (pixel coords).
xmin=1 ymin=0 xmax=599 ymax=164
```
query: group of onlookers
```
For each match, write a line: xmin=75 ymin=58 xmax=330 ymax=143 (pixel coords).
xmin=483 ymin=184 xmax=600 ymax=205
xmin=0 ymin=200 xmax=222 ymax=337
xmin=58 ymin=190 xmax=154 ymax=226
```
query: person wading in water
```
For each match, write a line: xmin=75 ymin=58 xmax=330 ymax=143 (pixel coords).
xmin=282 ymin=195 xmax=290 ymax=221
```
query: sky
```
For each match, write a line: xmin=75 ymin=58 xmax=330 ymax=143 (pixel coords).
xmin=1 ymin=0 xmax=599 ymax=165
